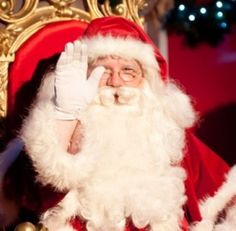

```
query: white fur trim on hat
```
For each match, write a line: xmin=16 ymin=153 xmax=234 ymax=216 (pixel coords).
xmin=82 ymin=35 xmax=158 ymax=69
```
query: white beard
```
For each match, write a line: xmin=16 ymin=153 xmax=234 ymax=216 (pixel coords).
xmin=41 ymin=85 xmax=187 ymax=231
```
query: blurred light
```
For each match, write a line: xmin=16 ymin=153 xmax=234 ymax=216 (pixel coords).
xmin=216 ymin=11 xmax=223 ymax=18
xmin=188 ymin=14 xmax=196 ymax=21
xmin=216 ymin=1 xmax=223 ymax=8
xmin=220 ymin=22 xmax=228 ymax=28
xmin=200 ymin=7 xmax=207 ymax=14
xmin=178 ymin=4 xmax=185 ymax=11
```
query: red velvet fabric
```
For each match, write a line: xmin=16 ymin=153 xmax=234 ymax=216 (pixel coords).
xmin=168 ymin=32 xmax=236 ymax=166
xmin=7 ymin=20 xmax=88 ymax=132
xmin=183 ymin=132 xmax=229 ymax=222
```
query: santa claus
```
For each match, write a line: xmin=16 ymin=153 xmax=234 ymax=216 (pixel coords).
xmin=0 ymin=17 xmax=235 ymax=231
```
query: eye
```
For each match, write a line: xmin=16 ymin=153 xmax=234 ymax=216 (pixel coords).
xmin=123 ymin=67 xmax=135 ymax=71
xmin=122 ymin=67 xmax=136 ymax=75
xmin=120 ymin=68 xmax=136 ymax=82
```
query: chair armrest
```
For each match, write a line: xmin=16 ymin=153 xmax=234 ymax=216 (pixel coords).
xmin=14 ymin=222 xmax=48 ymax=231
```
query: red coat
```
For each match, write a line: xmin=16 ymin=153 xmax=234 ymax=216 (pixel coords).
xmin=3 ymin=132 xmax=229 ymax=230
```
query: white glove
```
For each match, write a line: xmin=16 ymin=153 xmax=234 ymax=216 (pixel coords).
xmin=54 ymin=41 xmax=105 ymax=120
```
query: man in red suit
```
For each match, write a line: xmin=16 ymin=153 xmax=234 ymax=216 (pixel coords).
xmin=0 ymin=17 xmax=235 ymax=231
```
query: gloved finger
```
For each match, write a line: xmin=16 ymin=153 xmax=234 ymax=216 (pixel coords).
xmin=56 ymin=52 xmax=67 ymax=67
xmin=64 ymin=42 xmax=74 ymax=63
xmin=88 ymin=66 xmax=105 ymax=90
xmin=80 ymin=43 xmax=88 ymax=64
xmin=73 ymin=40 xmax=81 ymax=61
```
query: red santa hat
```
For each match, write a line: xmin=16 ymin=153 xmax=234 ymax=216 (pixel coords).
xmin=81 ymin=16 xmax=168 ymax=82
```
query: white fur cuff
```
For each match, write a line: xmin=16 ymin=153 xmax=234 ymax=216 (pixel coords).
xmin=20 ymin=100 xmax=97 ymax=191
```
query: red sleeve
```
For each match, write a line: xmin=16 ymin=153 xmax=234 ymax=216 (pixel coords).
xmin=182 ymin=132 xmax=230 ymax=222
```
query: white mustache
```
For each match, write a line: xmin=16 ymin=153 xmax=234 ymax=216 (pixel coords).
xmin=97 ymin=86 xmax=141 ymax=106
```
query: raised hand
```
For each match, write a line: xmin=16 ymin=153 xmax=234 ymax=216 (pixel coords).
xmin=54 ymin=40 xmax=105 ymax=120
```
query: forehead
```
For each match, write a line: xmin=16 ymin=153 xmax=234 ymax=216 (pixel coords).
xmin=92 ymin=55 xmax=141 ymax=68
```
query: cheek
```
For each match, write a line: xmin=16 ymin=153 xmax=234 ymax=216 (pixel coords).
xmin=125 ymin=77 xmax=144 ymax=88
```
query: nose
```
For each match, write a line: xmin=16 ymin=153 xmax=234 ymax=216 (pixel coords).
xmin=107 ymin=72 xmax=124 ymax=87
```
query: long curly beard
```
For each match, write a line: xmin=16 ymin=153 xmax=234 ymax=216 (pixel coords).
xmin=73 ymin=85 xmax=186 ymax=230
xmin=42 ymin=84 xmax=187 ymax=231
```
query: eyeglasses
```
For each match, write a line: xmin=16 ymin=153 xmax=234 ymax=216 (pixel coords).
xmin=103 ymin=66 xmax=142 ymax=82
